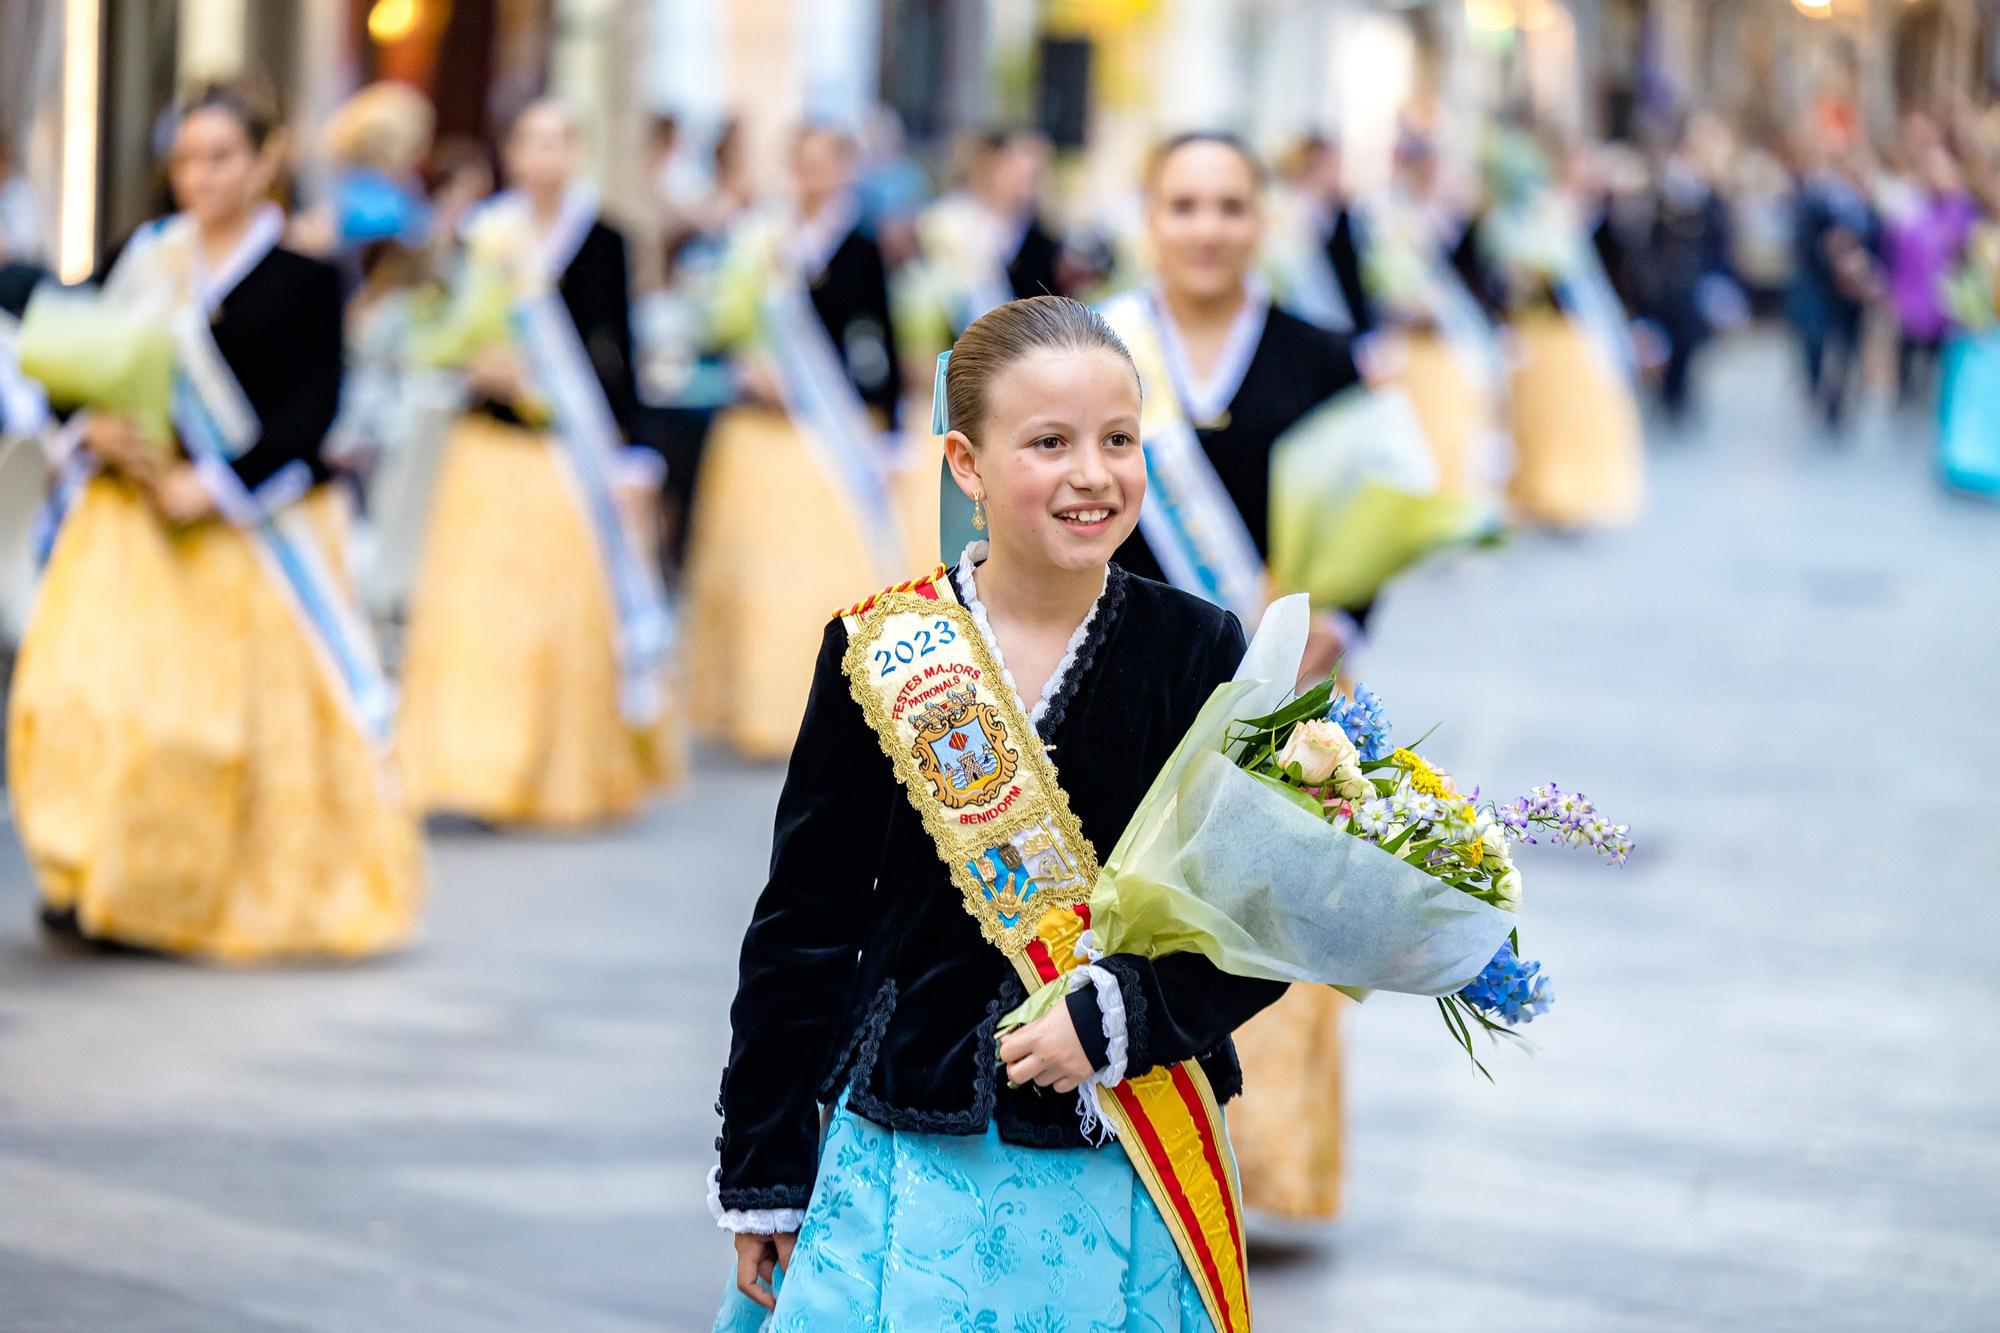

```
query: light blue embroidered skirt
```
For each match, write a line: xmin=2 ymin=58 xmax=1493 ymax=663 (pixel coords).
xmin=715 ymin=1101 xmax=1214 ymax=1332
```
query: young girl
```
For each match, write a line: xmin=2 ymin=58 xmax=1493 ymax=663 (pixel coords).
xmin=10 ymin=83 xmax=420 ymax=959
xmin=397 ymin=99 xmax=679 ymax=827
xmin=712 ymin=296 xmax=1283 ymax=1330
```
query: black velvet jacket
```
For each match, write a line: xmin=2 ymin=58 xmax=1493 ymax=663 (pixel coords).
xmin=807 ymin=226 xmax=903 ymax=426
xmin=475 ymin=218 xmax=640 ymax=440
xmin=714 ymin=565 xmax=1288 ymax=1213
xmin=207 ymin=247 xmax=345 ymax=499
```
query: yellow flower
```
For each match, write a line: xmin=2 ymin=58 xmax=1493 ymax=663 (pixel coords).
xmin=1391 ymin=748 xmax=1458 ymax=798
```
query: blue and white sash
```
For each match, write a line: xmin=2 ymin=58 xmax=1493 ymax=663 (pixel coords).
xmin=1098 ymin=288 xmax=1267 ymax=625
xmin=760 ymin=274 xmax=904 ymax=581
xmin=477 ymin=185 xmax=673 ymax=726
xmin=162 ymin=209 xmax=399 ymax=746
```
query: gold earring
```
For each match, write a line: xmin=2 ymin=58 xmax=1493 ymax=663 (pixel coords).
xmin=971 ymin=494 xmax=987 ymax=531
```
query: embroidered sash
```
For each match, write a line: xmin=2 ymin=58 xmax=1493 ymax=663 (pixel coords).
xmin=1097 ymin=291 xmax=1266 ymax=628
xmin=477 ymin=187 xmax=673 ymax=725
xmin=171 ymin=297 xmax=399 ymax=747
xmin=839 ymin=570 xmax=1253 ymax=1333
xmin=761 ymin=275 xmax=904 ymax=580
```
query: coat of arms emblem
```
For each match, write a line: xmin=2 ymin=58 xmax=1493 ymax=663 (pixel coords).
xmin=910 ymin=685 xmax=1019 ymax=810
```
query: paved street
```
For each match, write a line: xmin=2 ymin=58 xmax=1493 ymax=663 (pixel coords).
xmin=2 ymin=331 xmax=1996 ymax=1332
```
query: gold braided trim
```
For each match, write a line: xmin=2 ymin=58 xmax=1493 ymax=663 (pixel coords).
xmin=830 ymin=563 xmax=951 ymax=623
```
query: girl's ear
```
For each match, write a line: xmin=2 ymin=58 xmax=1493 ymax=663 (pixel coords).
xmin=942 ymin=430 xmax=983 ymax=499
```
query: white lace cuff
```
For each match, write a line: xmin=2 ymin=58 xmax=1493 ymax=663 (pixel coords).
xmin=1066 ymin=931 xmax=1129 ymax=1144
xmin=706 ymin=1166 xmax=806 ymax=1236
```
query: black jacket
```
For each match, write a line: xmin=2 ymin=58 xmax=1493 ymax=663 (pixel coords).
xmin=714 ymin=565 xmax=1286 ymax=1214
xmin=808 ymin=227 xmax=902 ymax=425
xmin=1006 ymin=217 xmax=1064 ymax=302
xmin=477 ymin=218 xmax=640 ymax=440
xmin=1324 ymin=207 xmax=1378 ymax=336
xmin=207 ymin=246 xmax=345 ymax=502
xmin=1115 ymin=303 xmax=1362 ymax=586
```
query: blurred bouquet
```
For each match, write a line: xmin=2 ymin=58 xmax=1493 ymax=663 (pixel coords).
xmin=409 ymin=205 xmax=532 ymax=369
xmin=1943 ymin=224 xmax=2000 ymax=333
xmin=15 ymin=284 xmax=177 ymax=458
xmin=1001 ymin=596 xmax=1629 ymax=1078
xmin=1267 ymin=386 xmax=1492 ymax=610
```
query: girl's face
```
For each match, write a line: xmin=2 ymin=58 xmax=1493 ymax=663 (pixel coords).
xmin=948 ymin=347 xmax=1145 ymax=574
xmin=1147 ymin=140 xmax=1262 ymax=303
xmin=505 ymin=104 xmax=576 ymax=198
xmin=169 ymin=108 xmax=269 ymax=226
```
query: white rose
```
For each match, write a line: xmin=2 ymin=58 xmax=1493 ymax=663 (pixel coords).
xmin=1274 ymin=719 xmax=1359 ymax=785
xmin=1492 ymin=867 xmax=1522 ymax=912
xmin=1332 ymin=763 xmax=1374 ymax=803
xmin=1479 ymin=824 xmax=1513 ymax=868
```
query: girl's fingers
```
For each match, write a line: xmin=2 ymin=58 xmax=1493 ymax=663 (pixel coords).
xmin=1005 ymin=1053 xmax=1042 ymax=1085
xmin=997 ymin=1028 xmax=1030 ymax=1063
xmin=1053 ymin=1075 xmax=1081 ymax=1094
xmin=736 ymin=1246 xmax=775 ymax=1311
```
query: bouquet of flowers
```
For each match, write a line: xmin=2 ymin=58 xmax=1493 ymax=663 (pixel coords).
xmin=1266 ymin=385 xmax=1491 ymax=611
xmin=1943 ymin=224 xmax=2000 ymax=333
xmin=1234 ymin=670 xmax=1630 ymax=1072
xmin=15 ymin=283 xmax=177 ymax=455
xmin=1001 ymin=595 xmax=1630 ymax=1077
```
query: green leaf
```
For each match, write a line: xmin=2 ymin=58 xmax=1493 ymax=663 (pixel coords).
xmin=1237 ymin=677 xmax=1338 ymax=733
xmin=1247 ymin=768 xmax=1327 ymax=817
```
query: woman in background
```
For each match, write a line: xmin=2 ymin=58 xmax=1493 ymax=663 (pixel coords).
xmin=683 ymin=124 xmax=935 ymax=760
xmin=11 ymin=83 xmax=420 ymax=959
xmin=398 ymin=99 xmax=680 ymax=827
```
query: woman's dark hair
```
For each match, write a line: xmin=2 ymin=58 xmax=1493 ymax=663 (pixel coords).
xmin=1146 ymin=130 xmax=1268 ymax=191
xmin=179 ymin=79 xmax=279 ymax=151
xmin=945 ymin=295 xmax=1138 ymax=444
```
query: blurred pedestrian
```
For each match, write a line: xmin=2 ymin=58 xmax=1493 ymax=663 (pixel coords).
xmin=11 ymin=81 xmax=420 ymax=960
xmin=1467 ymin=127 xmax=1644 ymax=528
xmin=1884 ymin=144 xmax=1977 ymax=407
xmin=682 ymin=123 xmax=931 ymax=761
xmin=1786 ymin=137 xmax=1881 ymax=433
xmin=397 ymin=99 xmax=682 ymax=827
xmin=1645 ymin=121 xmax=1739 ymax=424
xmin=0 ymin=141 xmax=45 ymax=264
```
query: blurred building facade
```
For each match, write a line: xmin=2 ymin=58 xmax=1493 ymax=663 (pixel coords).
xmin=8 ymin=0 xmax=2000 ymax=280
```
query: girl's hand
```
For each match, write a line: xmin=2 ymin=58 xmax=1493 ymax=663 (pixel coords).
xmin=998 ymin=1000 xmax=1095 ymax=1095
xmin=732 ymin=1230 xmax=797 ymax=1311
xmin=152 ymin=464 xmax=217 ymax=524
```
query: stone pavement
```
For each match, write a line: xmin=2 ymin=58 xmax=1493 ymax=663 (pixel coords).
xmin=2 ymin=332 xmax=1996 ymax=1331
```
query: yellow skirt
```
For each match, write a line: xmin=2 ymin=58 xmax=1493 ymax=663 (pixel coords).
xmin=1505 ymin=311 xmax=1645 ymax=529
xmin=1227 ymin=984 xmax=1347 ymax=1223
xmin=1388 ymin=330 xmax=1500 ymax=499
xmin=398 ymin=416 xmax=684 ymax=826
xmin=683 ymin=407 xmax=941 ymax=761
xmin=7 ymin=478 xmax=423 ymax=961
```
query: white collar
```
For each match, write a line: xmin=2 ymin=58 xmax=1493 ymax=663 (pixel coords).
xmin=954 ymin=540 xmax=1108 ymax=733
xmin=1148 ymin=277 xmax=1270 ymax=427
xmin=189 ymin=204 xmax=285 ymax=313
xmin=789 ymin=192 xmax=860 ymax=281
xmin=479 ymin=183 xmax=600 ymax=279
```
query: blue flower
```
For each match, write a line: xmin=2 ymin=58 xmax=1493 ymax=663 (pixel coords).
xmin=1459 ymin=940 xmax=1554 ymax=1026
xmin=1327 ymin=684 xmax=1392 ymax=762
